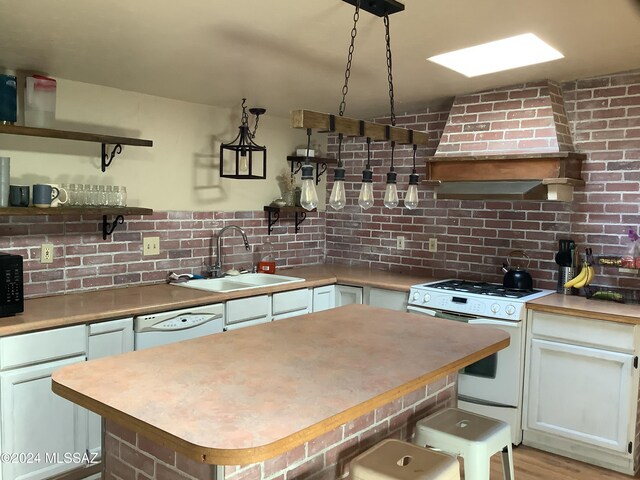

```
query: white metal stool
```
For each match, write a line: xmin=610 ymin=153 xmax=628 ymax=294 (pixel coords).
xmin=350 ymin=439 xmax=460 ymax=480
xmin=413 ymin=408 xmax=514 ymax=480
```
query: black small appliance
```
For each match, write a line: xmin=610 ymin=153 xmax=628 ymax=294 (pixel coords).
xmin=0 ymin=253 xmax=23 ymax=317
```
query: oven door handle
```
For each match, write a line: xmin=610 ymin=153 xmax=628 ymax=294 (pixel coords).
xmin=468 ymin=318 xmax=519 ymax=328
xmin=406 ymin=305 xmax=437 ymax=316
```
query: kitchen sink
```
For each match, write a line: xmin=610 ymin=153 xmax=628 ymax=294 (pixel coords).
xmin=173 ymin=273 xmax=305 ymax=293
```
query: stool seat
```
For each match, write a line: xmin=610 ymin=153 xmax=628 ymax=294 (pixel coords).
xmin=413 ymin=408 xmax=514 ymax=480
xmin=350 ymin=439 xmax=460 ymax=480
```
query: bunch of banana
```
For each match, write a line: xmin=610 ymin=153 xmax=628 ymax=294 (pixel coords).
xmin=564 ymin=262 xmax=595 ymax=289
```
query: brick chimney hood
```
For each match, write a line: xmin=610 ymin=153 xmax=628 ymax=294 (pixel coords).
xmin=427 ymin=80 xmax=585 ymax=200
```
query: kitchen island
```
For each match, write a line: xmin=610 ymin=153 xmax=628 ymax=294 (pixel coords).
xmin=52 ymin=304 xmax=509 ymax=480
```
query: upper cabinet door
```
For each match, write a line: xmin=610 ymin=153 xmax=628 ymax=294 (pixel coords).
xmin=526 ymin=338 xmax=634 ymax=453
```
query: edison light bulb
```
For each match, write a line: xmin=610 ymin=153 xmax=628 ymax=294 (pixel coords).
xmin=383 ymin=170 xmax=399 ymax=208
xmin=358 ymin=169 xmax=374 ymax=209
xmin=329 ymin=165 xmax=346 ymax=210
xmin=239 ymin=152 xmax=249 ymax=174
xmin=403 ymin=172 xmax=419 ymax=209
xmin=300 ymin=165 xmax=318 ymax=210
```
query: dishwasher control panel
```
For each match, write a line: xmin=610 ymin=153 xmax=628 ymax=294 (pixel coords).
xmin=151 ymin=314 xmax=219 ymax=330
xmin=134 ymin=303 xmax=224 ymax=333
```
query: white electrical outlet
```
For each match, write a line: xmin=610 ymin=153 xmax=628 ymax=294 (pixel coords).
xmin=428 ymin=238 xmax=438 ymax=253
xmin=397 ymin=236 xmax=406 ymax=250
xmin=41 ymin=243 xmax=54 ymax=264
xmin=143 ymin=237 xmax=160 ymax=256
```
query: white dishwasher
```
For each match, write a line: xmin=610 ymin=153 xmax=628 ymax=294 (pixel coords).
xmin=133 ymin=303 xmax=224 ymax=350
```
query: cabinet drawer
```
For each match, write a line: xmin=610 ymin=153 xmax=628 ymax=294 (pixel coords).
xmin=0 ymin=325 xmax=87 ymax=370
xmin=272 ymin=288 xmax=310 ymax=316
xmin=226 ymin=295 xmax=271 ymax=325
xmin=530 ymin=311 xmax=636 ymax=352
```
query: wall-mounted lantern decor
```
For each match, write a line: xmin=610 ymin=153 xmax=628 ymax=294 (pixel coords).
xmin=220 ymin=98 xmax=267 ymax=179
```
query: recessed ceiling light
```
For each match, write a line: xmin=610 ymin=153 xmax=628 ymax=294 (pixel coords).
xmin=427 ymin=33 xmax=564 ymax=77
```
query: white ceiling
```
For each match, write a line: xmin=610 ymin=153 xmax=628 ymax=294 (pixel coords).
xmin=1 ymin=0 xmax=639 ymax=119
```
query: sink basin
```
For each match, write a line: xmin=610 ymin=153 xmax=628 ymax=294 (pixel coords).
xmin=174 ymin=273 xmax=305 ymax=293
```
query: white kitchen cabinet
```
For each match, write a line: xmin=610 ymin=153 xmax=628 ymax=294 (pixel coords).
xmin=335 ymin=285 xmax=363 ymax=306
xmin=0 ymin=324 xmax=89 ymax=480
xmin=365 ymin=287 xmax=408 ymax=311
xmin=312 ymin=285 xmax=336 ymax=312
xmin=225 ymin=295 xmax=271 ymax=330
xmin=87 ymin=318 xmax=134 ymax=457
xmin=523 ymin=310 xmax=639 ymax=474
xmin=272 ymin=288 xmax=311 ymax=320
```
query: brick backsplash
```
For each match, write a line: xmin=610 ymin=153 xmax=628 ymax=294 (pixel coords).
xmin=325 ymin=70 xmax=640 ymax=290
xmin=0 ymin=210 xmax=324 ymax=299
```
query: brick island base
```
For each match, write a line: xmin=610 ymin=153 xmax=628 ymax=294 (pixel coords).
xmin=104 ymin=374 xmax=456 ymax=480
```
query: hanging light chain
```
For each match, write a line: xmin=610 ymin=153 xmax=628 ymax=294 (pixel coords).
xmin=241 ymin=98 xmax=249 ymax=127
xmin=339 ymin=1 xmax=360 ymax=117
xmin=384 ymin=15 xmax=396 ymax=127
xmin=250 ymin=114 xmax=261 ymax=138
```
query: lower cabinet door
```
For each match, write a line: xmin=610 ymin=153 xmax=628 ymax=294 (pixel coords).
xmin=87 ymin=318 xmax=134 ymax=457
xmin=526 ymin=338 xmax=634 ymax=452
xmin=335 ymin=285 xmax=363 ymax=306
xmin=1 ymin=356 xmax=89 ymax=480
xmin=312 ymin=286 xmax=336 ymax=312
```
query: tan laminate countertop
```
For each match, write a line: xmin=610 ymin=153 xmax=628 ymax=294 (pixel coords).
xmin=526 ymin=294 xmax=640 ymax=324
xmin=52 ymin=304 xmax=509 ymax=465
xmin=0 ymin=265 xmax=433 ymax=337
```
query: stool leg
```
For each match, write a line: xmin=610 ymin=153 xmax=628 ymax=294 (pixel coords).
xmin=464 ymin=450 xmax=490 ymax=480
xmin=500 ymin=445 xmax=515 ymax=480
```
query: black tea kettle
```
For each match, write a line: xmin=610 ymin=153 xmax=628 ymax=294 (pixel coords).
xmin=502 ymin=250 xmax=533 ymax=290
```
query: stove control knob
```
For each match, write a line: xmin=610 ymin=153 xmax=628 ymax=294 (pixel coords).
xmin=491 ymin=304 xmax=500 ymax=314
xmin=423 ymin=293 xmax=431 ymax=304
xmin=505 ymin=305 xmax=516 ymax=316
xmin=412 ymin=292 xmax=420 ymax=301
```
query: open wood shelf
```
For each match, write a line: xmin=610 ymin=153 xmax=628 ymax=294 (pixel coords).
xmin=0 ymin=207 xmax=153 ymax=216
xmin=286 ymin=155 xmax=337 ymax=165
xmin=0 ymin=124 xmax=153 ymax=147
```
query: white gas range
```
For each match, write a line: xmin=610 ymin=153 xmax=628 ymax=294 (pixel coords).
xmin=407 ymin=279 xmax=555 ymax=444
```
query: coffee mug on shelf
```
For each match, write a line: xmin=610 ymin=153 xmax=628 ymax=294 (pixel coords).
xmin=49 ymin=183 xmax=68 ymax=207
xmin=9 ymin=185 xmax=29 ymax=207
xmin=32 ymin=184 xmax=59 ymax=208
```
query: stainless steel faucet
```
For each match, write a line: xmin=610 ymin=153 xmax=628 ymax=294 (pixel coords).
xmin=210 ymin=225 xmax=251 ymax=278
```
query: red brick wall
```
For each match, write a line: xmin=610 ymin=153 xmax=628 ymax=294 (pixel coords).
xmin=104 ymin=374 xmax=456 ymax=480
xmin=435 ymin=80 xmax=574 ymax=155
xmin=0 ymin=210 xmax=324 ymax=299
xmin=325 ymin=71 xmax=640 ymax=290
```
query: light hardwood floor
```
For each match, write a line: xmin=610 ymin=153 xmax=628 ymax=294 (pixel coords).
xmin=479 ymin=446 xmax=638 ymax=479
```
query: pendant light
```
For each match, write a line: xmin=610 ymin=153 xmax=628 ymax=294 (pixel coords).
xmin=329 ymin=134 xmax=347 ymax=210
xmin=219 ymin=98 xmax=266 ymax=179
xmin=403 ymin=144 xmax=419 ymax=209
xmin=300 ymin=128 xmax=319 ymax=211
xmin=358 ymin=137 xmax=374 ymax=209
xmin=383 ymin=141 xmax=399 ymax=208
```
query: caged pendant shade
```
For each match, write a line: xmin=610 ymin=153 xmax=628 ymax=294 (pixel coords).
xmin=220 ymin=98 xmax=267 ymax=179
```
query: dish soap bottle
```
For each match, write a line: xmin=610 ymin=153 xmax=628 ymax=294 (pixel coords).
xmin=257 ymin=238 xmax=276 ymax=274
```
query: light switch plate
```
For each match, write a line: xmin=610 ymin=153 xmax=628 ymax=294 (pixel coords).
xmin=143 ymin=237 xmax=160 ymax=256
xmin=397 ymin=236 xmax=406 ymax=250
xmin=428 ymin=238 xmax=438 ymax=252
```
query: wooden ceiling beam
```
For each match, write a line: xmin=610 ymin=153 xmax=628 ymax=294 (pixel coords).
xmin=290 ymin=109 xmax=429 ymax=146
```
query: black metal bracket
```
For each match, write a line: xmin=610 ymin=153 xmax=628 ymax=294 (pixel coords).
xmin=101 ymin=143 xmax=123 ymax=172
xmin=102 ymin=215 xmax=125 ymax=240
xmin=290 ymin=160 xmax=303 ymax=175
xmin=266 ymin=210 xmax=280 ymax=235
xmin=295 ymin=211 xmax=307 ymax=233
xmin=342 ymin=0 xmax=404 ymax=17
xmin=315 ymin=162 xmax=328 ymax=185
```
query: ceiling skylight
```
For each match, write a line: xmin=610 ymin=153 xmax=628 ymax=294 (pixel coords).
xmin=427 ymin=33 xmax=564 ymax=77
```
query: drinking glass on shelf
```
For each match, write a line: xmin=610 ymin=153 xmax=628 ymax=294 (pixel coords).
xmin=115 ymin=186 xmax=127 ymax=207
xmin=83 ymin=184 xmax=92 ymax=206
xmin=66 ymin=184 xmax=78 ymax=206
xmin=97 ymin=185 xmax=107 ymax=206
xmin=76 ymin=184 xmax=85 ymax=206
xmin=106 ymin=185 xmax=115 ymax=206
